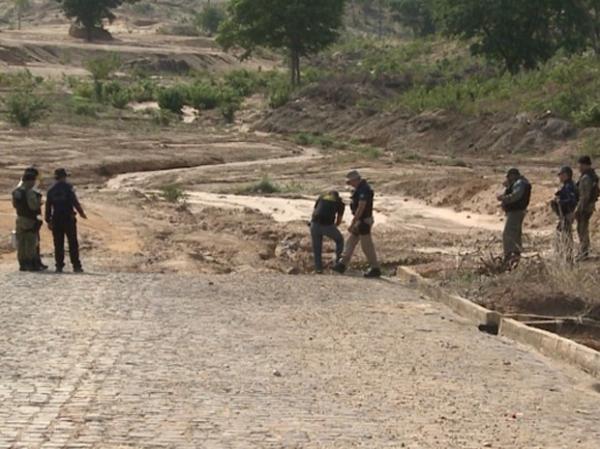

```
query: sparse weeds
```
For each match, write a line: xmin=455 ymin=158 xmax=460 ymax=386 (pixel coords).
xmin=159 ymin=184 xmax=187 ymax=203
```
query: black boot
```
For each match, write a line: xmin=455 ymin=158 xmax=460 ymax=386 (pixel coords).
xmin=364 ymin=267 xmax=382 ymax=278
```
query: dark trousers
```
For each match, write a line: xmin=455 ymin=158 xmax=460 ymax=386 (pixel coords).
xmin=310 ymin=222 xmax=344 ymax=271
xmin=52 ymin=218 xmax=81 ymax=269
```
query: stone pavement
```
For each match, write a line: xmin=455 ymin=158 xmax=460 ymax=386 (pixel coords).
xmin=0 ymin=272 xmax=599 ymax=449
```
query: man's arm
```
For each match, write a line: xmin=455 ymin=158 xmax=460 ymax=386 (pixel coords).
xmin=26 ymin=190 xmax=41 ymax=215
xmin=351 ymin=200 xmax=367 ymax=227
xmin=576 ymin=177 xmax=592 ymax=215
xmin=45 ymin=195 xmax=52 ymax=223
xmin=501 ymin=180 xmax=525 ymax=205
xmin=336 ymin=201 xmax=345 ymax=226
xmin=71 ymin=189 xmax=87 ymax=219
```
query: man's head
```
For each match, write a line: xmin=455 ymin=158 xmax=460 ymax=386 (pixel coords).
xmin=346 ymin=170 xmax=362 ymax=188
xmin=506 ymin=168 xmax=521 ymax=185
xmin=578 ymin=156 xmax=592 ymax=174
xmin=54 ymin=168 xmax=69 ymax=181
xmin=558 ymin=165 xmax=573 ymax=183
xmin=21 ymin=167 xmax=38 ymax=187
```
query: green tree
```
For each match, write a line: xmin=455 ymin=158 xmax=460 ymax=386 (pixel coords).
xmin=389 ymin=0 xmax=436 ymax=37
xmin=217 ymin=0 xmax=346 ymax=85
xmin=434 ymin=0 xmax=587 ymax=73
xmin=14 ymin=0 xmax=30 ymax=30
xmin=55 ymin=0 xmax=137 ymax=41
xmin=196 ymin=4 xmax=225 ymax=36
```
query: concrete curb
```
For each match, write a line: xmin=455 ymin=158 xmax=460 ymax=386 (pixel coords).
xmin=397 ymin=266 xmax=501 ymax=327
xmin=398 ymin=266 xmax=600 ymax=379
xmin=499 ymin=318 xmax=600 ymax=378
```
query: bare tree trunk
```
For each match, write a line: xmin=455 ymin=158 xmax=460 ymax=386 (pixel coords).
xmin=289 ymin=50 xmax=301 ymax=86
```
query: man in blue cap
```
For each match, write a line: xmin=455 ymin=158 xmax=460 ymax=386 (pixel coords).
xmin=45 ymin=168 xmax=87 ymax=273
xmin=551 ymin=166 xmax=578 ymax=261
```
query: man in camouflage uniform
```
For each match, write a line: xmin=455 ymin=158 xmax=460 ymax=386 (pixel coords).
xmin=575 ymin=156 xmax=599 ymax=260
xmin=497 ymin=168 xmax=532 ymax=268
xmin=12 ymin=169 xmax=43 ymax=272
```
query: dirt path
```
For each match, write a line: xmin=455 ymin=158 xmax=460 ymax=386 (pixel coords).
xmin=1 ymin=271 xmax=598 ymax=448
xmin=107 ymin=147 xmax=507 ymax=234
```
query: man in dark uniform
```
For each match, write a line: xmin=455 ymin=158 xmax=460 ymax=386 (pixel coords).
xmin=45 ymin=168 xmax=87 ymax=273
xmin=497 ymin=168 xmax=532 ymax=268
xmin=550 ymin=166 xmax=578 ymax=262
xmin=334 ymin=170 xmax=381 ymax=278
xmin=310 ymin=191 xmax=345 ymax=274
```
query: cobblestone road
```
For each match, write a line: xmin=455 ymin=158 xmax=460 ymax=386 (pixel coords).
xmin=1 ymin=272 xmax=599 ymax=449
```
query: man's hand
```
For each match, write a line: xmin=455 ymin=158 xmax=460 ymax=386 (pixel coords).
xmin=496 ymin=193 xmax=505 ymax=201
xmin=80 ymin=211 xmax=88 ymax=219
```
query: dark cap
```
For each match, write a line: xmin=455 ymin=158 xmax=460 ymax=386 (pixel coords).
xmin=54 ymin=168 xmax=69 ymax=179
xmin=24 ymin=166 xmax=39 ymax=177
xmin=506 ymin=168 xmax=521 ymax=177
xmin=558 ymin=166 xmax=573 ymax=177
xmin=578 ymin=155 xmax=592 ymax=166
xmin=22 ymin=172 xmax=37 ymax=182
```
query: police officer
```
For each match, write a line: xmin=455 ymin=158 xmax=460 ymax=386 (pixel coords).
xmin=21 ymin=167 xmax=48 ymax=271
xmin=12 ymin=169 xmax=43 ymax=271
xmin=310 ymin=191 xmax=345 ymax=274
xmin=551 ymin=166 xmax=578 ymax=262
xmin=575 ymin=156 xmax=599 ymax=260
xmin=45 ymin=168 xmax=87 ymax=273
xmin=334 ymin=170 xmax=381 ymax=278
xmin=497 ymin=168 xmax=532 ymax=268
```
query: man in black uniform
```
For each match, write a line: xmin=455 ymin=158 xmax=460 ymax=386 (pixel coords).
xmin=334 ymin=170 xmax=381 ymax=278
xmin=45 ymin=168 xmax=87 ymax=273
xmin=310 ymin=191 xmax=345 ymax=274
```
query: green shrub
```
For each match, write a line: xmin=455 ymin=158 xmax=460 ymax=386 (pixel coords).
xmin=224 ymin=69 xmax=263 ymax=97
xmin=5 ymin=91 xmax=48 ymax=127
xmin=73 ymin=81 xmax=95 ymax=99
xmin=195 ymin=4 xmax=225 ymax=35
xmin=129 ymin=79 xmax=157 ymax=102
xmin=220 ymin=101 xmax=239 ymax=123
xmin=158 ymin=86 xmax=186 ymax=114
xmin=109 ymin=89 xmax=131 ymax=109
xmin=269 ymin=81 xmax=293 ymax=109
xmin=244 ymin=176 xmax=282 ymax=194
xmin=159 ymin=184 xmax=186 ymax=203
xmin=70 ymin=97 xmax=99 ymax=116
xmin=85 ymin=54 xmax=121 ymax=81
xmin=187 ymin=82 xmax=220 ymax=110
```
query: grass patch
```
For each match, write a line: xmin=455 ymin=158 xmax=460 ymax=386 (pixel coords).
xmin=159 ymin=184 xmax=187 ymax=203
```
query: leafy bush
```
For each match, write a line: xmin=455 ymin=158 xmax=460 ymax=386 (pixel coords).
xmin=5 ymin=91 xmax=48 ymax=127
xmin=187 ymin=82 xmax=221 ymax=110
xmin=70 ymin=97 xmax=99 ymax=116
xmin=224 ymin=69 xmax=263 ymax=97
xmin=196 ymin=4 xmax=225 ymax=36
xmin=85 ymin=54 xmax=121 ymax=81
xmin=73 ymin=81 xmax=95 ymax=99
xmin=269 ymin=81 xmax=293 ymax=109
xmin=220 ymin=101 xmax=239 ymax=123
xmin=109 ymin=89 xmax=131 ymax=109
xmin=129 ymin=79 xmax=157 ymax=102
xmin=158 ymin=86 xmax=186 ymax=114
